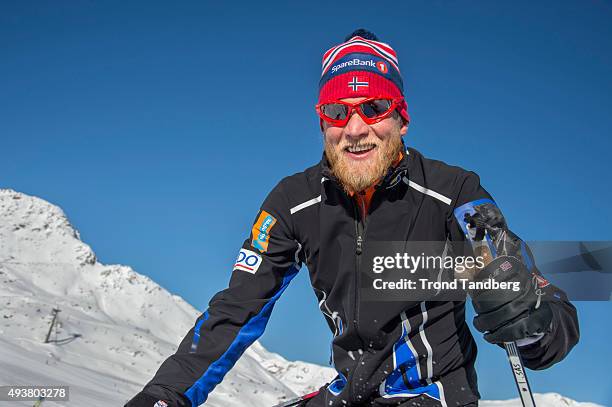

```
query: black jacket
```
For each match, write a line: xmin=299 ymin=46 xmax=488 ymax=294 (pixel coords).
xmin=127 ymin=147 xmax=579 ymax=407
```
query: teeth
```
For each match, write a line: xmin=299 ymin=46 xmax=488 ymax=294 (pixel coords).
xmin=347 ymin=144 xmax=375 ymax=153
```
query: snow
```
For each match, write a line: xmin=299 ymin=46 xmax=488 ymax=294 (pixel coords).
xmin=480 ymin=393 xmax=603 ymax=407
xmin=0 ymin=188 xmax=603 ymax=407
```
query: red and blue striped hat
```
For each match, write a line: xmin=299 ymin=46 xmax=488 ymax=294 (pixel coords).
xmin=318 ymin=29 xmax=410 ymax=123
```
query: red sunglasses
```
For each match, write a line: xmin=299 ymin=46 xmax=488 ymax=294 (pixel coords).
xmin=315 ymin=96 xmax=404 ymax=127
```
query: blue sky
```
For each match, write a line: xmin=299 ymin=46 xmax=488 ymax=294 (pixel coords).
xmin=1 ymin=1 xmax=611 ymax=405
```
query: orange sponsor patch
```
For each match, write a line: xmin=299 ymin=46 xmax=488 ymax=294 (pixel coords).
xmin=251 ymin=210 xmax=277 ymax=253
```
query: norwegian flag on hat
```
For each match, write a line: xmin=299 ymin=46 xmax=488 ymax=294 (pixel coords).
xmin=318 ymin=29 xmax=410 ymax=123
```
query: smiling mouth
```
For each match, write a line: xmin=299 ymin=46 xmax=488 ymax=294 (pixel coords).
xmin=344 ymin=143 xmax=376 ymax=156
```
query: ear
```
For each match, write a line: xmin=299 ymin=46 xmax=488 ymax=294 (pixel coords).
xmin=400 ymin=118 xmax=408 ymax=136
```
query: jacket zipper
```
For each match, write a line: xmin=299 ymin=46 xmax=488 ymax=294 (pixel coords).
xmin=352 ymin=198 xmax=364 ymax=340
xmin=352 ymin=190 xmax=387 ymax=402
xmin=351 ymin=199 xmax=365 ymax=402
xmin=351 ymin=189 xmax=378 ymax=343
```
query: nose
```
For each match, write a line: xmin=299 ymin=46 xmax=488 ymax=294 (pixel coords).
xmin=343 ymin=109 xmax=369 ymax=141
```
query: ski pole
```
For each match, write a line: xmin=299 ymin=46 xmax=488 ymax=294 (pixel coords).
xmin=272 ymin=390 xmax=319 ymax=407
xmin=504 ymin=341 xmax=536 ymax=407
xmin=461 ymin=212 xmax=537 ymax=407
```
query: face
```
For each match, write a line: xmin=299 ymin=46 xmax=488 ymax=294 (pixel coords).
xmin=323 ymin=97 xmax=408 ymax=194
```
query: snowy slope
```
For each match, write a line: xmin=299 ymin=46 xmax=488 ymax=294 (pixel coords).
xmin=0 ymin=189 xmax=603 ymax=407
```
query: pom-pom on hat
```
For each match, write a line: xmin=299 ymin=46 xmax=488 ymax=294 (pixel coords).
xmin=318 ymin=29 xmax=409 ymax=123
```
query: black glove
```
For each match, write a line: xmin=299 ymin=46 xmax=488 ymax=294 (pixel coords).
xmin=470 ymin=256 xmax=553 ymax=344
xmin=125 ymin=392 xmax=171 ymax=407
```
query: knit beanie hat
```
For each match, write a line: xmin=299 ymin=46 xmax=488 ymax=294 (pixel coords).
xmin=318 ymin=29 xmax=410 ymax=123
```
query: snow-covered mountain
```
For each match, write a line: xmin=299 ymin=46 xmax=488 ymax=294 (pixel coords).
xmin=0 ymin=189 xmax=604 ymax=407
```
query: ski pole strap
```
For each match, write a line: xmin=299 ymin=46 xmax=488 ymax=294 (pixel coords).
xmin=272 ymin=390 xmax=320 ymax=407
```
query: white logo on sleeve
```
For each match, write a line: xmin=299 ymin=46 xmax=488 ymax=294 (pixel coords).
xmin=233 ymin=248 xmax=263 ymax=274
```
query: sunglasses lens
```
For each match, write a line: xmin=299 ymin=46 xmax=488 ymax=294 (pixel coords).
xmin=321 ymin=104 xmax=349 ymax=121
xmin=360 ymin=99 xmax=393 ymax=118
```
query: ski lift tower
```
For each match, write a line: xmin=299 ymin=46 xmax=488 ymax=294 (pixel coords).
xmin=44 ymin=308 xmax=61 ymax=344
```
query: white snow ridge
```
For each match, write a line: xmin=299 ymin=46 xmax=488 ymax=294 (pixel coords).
xmin=0 ymin=189 xmax=603 ymax=407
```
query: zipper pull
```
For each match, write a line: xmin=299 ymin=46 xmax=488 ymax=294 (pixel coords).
xmin=356 ymin=235 xmax=363 ymax=255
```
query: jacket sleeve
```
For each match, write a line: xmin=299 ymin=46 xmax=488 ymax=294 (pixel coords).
xmin=129 ymin=180 xmax=302 ymax=406
xmin=447 ymin=171 xmax=580 ymax=370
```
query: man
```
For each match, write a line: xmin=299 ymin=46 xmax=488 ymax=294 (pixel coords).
xmin=126 ymin=29 xmax=579 ymax=407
